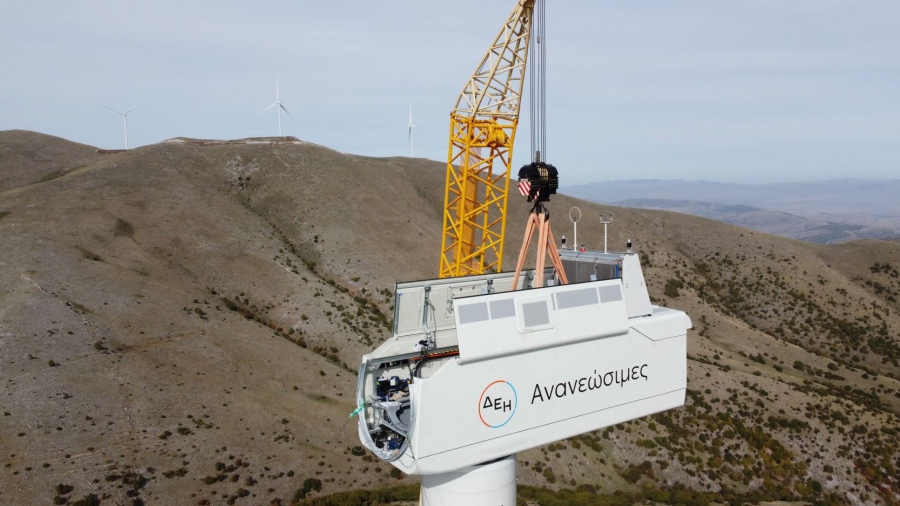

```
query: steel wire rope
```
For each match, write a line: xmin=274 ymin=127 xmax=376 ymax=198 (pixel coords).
xmin=540 ymin=0 xmax=547 ymax=160
xmin=529 ymin=0 xmax=547 ymax=163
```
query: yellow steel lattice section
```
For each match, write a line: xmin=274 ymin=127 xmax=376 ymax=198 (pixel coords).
xmin=439 ymin=0 xmax=533 ymax=278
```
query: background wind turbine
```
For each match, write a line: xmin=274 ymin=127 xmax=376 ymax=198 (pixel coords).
xmin=408 ymin=105 xmax=415 ymax=157
xmin=261 ymin=77 xmax=291 ymax=137
xmin=98 ymin=102 xmax=142 ymax=150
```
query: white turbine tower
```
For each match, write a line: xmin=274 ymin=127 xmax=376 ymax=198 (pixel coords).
xmin=99 ymin=102 xmax=142 ymax=150
xmin=262 ymin=77 xmax=291 ymax=137
xmin=408 ymin=105 xmax=415 ymax=157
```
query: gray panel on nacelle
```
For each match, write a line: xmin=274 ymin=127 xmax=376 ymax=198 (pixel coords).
xmin=454 ymin=279 xmax=629 ymax=364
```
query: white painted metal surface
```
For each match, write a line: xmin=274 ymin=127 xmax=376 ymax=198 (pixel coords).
xmin=396 ymin=305 xmax=686 ymax=475
xmin=420 ymin=455 xmax=517 ymax=506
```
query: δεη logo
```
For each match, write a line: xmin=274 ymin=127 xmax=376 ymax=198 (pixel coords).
xmin=478 ymin=380 xmax=518 ymax=428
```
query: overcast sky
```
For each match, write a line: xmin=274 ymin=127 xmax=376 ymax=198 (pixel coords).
xmin=2 ymin=0 xmax=898 ymax=185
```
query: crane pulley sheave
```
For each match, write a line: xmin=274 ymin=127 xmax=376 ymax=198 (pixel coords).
xmin=439 ymin=0 xmax=535 ymax=279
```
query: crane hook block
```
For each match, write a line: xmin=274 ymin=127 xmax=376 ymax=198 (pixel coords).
xmin=518 ymin=162 xmax=558 ymax=203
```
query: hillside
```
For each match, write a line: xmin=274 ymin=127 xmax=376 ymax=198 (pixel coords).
xmin=0 ymin=130 xmax=102 ymax=194
xmin=1 ymin=131 xmax=898 ymax=506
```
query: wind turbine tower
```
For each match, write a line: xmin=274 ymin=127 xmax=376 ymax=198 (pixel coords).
xmin=99 ymin=102 xmax=142 ymax=150
xmin=262 ymin=77 xmax=292 ymax=137
xmin=408 ymin=105 xmax=415 ymax=157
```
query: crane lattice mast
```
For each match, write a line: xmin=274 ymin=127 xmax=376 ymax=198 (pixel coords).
xmin=439 ymin=0 xmax=535 ymax=278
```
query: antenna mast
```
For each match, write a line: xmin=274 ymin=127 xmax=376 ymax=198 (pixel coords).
xmin=569 ymin=207 xmax=581 ymax=250
xmin=600 ymin=211 xmax=613 ymax=253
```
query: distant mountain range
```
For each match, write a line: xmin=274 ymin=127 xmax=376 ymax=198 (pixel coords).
xmin=563 ymin=179 xmax=900 ymax=244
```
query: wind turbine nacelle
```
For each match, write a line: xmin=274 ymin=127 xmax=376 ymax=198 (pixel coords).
xmin=357 ymin=252 xmax=690 ymax=475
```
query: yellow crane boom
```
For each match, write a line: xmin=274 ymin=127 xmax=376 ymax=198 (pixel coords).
xmin=439 ymin=0 xmax=535 ymax=278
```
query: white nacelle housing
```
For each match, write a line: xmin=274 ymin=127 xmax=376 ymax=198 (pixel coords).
xmin=357 ymin=251 xmax=690 ymax=475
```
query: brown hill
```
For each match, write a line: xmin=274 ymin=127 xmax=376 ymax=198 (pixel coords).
xmin=0 ymin=130 xmax=102 ymax=194
xmin=0 ymin=131 xmax=898 ymax=506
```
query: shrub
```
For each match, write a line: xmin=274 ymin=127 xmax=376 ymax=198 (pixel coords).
xmin=664 ymin=279 xmax=684 ymax=298
xmin=636 ymin=439 xmax=657 ymax=449
xmin=542 ymin=467 xmax=556 ymax=484
xmin=70 ymin=494 xmax=100 ymax=506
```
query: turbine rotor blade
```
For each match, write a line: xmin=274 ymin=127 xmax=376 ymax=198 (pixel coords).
xmin=97 ymin=102 xmax=124 ymax=115
xmin=261 ymin=102 xmax=278 ymax=113
xmin=125 ymin=100 xmax=145 ymax=115
xmin=279 ymin=104 xmax=292 ymax=118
